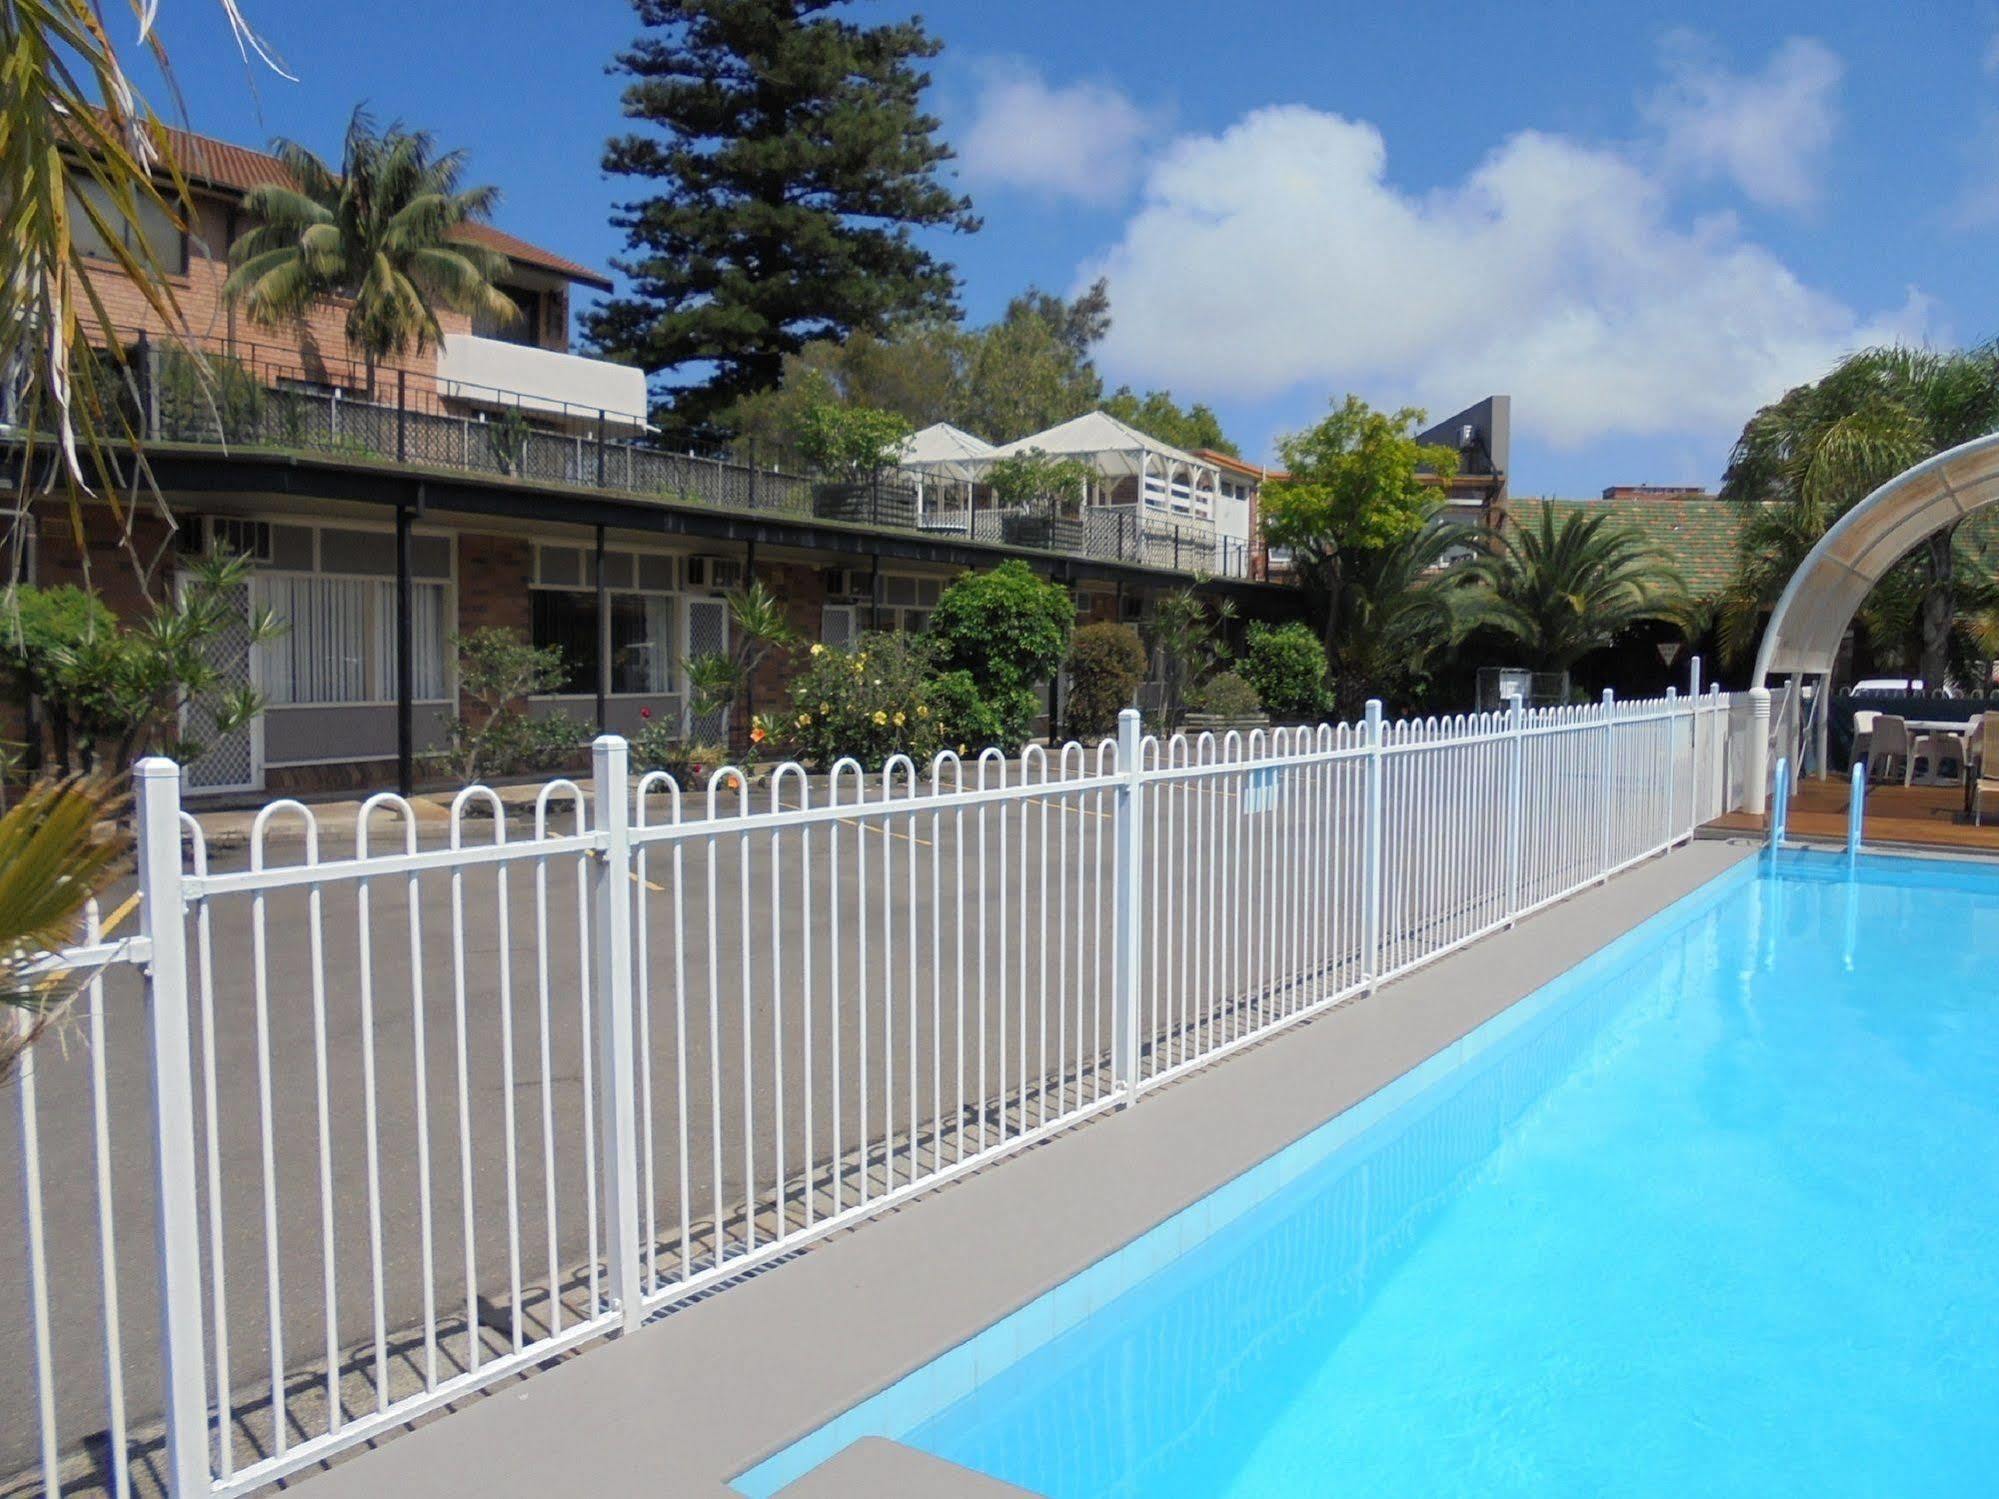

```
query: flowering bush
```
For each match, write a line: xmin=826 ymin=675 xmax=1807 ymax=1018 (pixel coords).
xmin=785 ymin=632 xmax=948 ymax=767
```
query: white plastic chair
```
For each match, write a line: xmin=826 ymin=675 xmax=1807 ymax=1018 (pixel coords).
xmin=1867 ymin=715 xmax=1912 ymax=785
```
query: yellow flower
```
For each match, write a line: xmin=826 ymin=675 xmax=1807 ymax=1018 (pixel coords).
xmin=916 ymin=704 xmax=929 ymax=718
xmin=958 ymin=743 xmax=969 ymax=755
xmin=809 ymin=643 xmax=826 ymax=657
xmin=873 ymin=710 xmax=888 ymax=726
xmin=797 ymin=713 xmax=812 ymax=727
xmin=892 ymin=711 xmax=906 ymax=727
xmin=820 ymin=701 xmax=831 ymax=714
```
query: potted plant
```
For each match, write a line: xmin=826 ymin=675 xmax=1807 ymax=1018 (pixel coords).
xmin=987 ymin=448 xmax=1093 ymax=553
xmin=800 ymin=403 xmax=919 ymax=527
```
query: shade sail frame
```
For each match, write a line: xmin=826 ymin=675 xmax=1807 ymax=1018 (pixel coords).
xmin=1752 ymin=430 xmax=1999 ymax=685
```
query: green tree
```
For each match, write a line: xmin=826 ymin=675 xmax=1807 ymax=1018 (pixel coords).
xmin=1240 ymin=621 xmax=1328 ymax=721
xmin=225 ymin=108 xmax=519 ymax=391
xmin=1261 ymin=396 xmax=1457 ymax=663
xmin=1718 ymin=344 xmax=1999 ymax=680
xmin=1326 ymin=515 xmax=1487 ymax=716
xmin=956 ymin=281 xmax=1107 ymax=441
xmin=1148 ymin=584 xmax=1236 ymax=731
xmin=720 ymin=279 xmax=1112 ymax=450
xmin=5 ymin=550 xmax=283 ymax=775
xmin=1474 ymin=504 xmax=1688 ymax=674
xmin=1100 ymin=386 xmax=1237 ymax=456
xmin=928 ymin=561 xmax=1074 ymax=747
xmin=445 ymin=628 xmax=575 ymax=780
xmin=1062 ymin=621 xmax=1146 ymax=738
xmin=682 ymin=578 xmax=800 ymax=743
xmin=796 ymin=403 xmax=914 ymax=483
xmin=588 ymin=0 xmax=979 ymax=437
xmin=984 ymin=448 xmax=1096 ymax=514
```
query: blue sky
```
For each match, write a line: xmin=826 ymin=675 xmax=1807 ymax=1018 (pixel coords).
xmin=150 ymin=0 xmax=1999 ymax=495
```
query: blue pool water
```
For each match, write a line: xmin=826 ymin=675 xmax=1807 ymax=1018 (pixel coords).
xmin=738 ymin=852 xmax=1999 ymax=1497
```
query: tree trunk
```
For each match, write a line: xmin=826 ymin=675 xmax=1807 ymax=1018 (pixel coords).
xmin=1919 ymin=524 xmax=1957 ymax=690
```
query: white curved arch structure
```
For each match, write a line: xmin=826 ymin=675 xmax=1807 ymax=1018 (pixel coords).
xmin=1754 ymin=430 xmax=1999 ymax=685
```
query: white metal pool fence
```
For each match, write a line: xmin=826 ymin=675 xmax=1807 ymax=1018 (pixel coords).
xmin=5 ymin=688 xmax=1742 ymax=1498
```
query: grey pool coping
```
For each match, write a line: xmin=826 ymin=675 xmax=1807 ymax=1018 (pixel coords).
xmin=769 ymin=1438 xmax=1039 ymax=1497
xmin=291 ymin=838 xmax=1757 ymax=1499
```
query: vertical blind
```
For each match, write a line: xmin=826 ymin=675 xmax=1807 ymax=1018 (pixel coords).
xmin=258 ymin=574 xmax=448 ymax=704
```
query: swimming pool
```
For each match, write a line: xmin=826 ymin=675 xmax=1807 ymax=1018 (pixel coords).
xmin=736 ymin=850 xmax=1999 ymax=1497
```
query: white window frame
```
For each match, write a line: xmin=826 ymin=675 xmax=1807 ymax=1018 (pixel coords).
xmin=252 ymin=516 xmax=457 ymax=709
xmin=528 ymin=540 xmax=687 ymax=701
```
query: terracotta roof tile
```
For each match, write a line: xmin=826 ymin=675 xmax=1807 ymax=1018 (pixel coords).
xmin=157 ymin=123 xmax=613 ymax=290
xmin=1516 ymin=496 xmax=1746 ymax=599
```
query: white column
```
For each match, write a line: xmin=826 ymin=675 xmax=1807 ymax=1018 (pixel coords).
xmin=1745 ymin=686 xmax=1772 ymax=816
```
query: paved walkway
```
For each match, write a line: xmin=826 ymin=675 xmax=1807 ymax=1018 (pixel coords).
xmin=290 ymin=839 xmax=1755 ymax=1499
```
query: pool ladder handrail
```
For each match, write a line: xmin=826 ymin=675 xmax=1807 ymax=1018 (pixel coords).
xmin=1769 ymin=757 xmax=1790 ymax=851
xmin=1847 ymin=759 xmax=1865 ymax=858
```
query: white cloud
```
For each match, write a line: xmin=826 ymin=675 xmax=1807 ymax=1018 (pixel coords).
xmin=956 ymin=60 xmax=1154 ymax=206
xmin=1083 ymin=105 xmax=1929 ymax=453
xmin=1643 ymin=34 xmax=1844 ymax=211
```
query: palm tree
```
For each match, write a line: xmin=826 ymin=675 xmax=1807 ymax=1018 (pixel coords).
xmin=0 ymin=778 xmax=125 ymax=1083
xmin=1325 ymin=512 xmax=1489 ymax=717
xmin=1719 ymin=344 xmax=1999 ymax=681
xmin=225 ymin=108 xmax=518 ymax=391
xmin=1474 ymin=504 xmax=1688 ymax=674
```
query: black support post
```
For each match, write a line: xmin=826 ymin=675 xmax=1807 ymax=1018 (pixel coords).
xmin=395 ymin=502 xmax=415 ymax=797
xmin=594 ymin=523 xmax=610 ymax=735
xmin=396 ymin=369 xmax=407 ymax=463
xmin=596 ymin=409 xmax=607 ymax=487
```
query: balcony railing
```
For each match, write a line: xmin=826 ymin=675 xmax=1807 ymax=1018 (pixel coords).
xmin=29 ymin=327 xmax=1264 ymax=581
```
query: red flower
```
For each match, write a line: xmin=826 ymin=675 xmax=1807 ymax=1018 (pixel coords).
xmin=639 ymin=706 xmax=652 ymax=720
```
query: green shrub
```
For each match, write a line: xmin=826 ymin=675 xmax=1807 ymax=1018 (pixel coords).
xmin=629 ymin=719 xmax=730 ymax=788
xmin=475 ymin=711 xmax=590 ymax=775
xmin=797 ymin=403 xmax=913 ymax=483
xmin=1192 ymin=669 xmax=1262 ymax=720
xmin=1063 ymin=621 xmax=1146 ymax=738
xmin=446 ymin=628 xmax=570 ymax=780
xmin=927 ymin=670 xmax=1037 ymax=756
xmin=787 ymin=632 xmax=946 ymax=768
xmin=928 ymin=560 xmax=1072 ymax=695
xmin=156 ymin=347 xmax=265 ymax=441
xmin=1240 ymin=620 xmax=1329 ymax=722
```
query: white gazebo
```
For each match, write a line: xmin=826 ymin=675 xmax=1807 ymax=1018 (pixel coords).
xmin=898 ymin=422 xmax=999 ymax=529
xmin=980 ymin=410 xmax=1223 ymax=518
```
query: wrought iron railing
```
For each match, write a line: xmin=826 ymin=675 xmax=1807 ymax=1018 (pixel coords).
xmin=35 ymin=326 xmax=1267 ymax=580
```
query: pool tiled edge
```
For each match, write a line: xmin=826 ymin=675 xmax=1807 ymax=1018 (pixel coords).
xmin=733 ymin=856 xmax=1762 ymax=1498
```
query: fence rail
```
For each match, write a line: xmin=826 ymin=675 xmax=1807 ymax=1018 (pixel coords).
xmin=4 ymin=689 xmax=1740 ymax=1497
xmin=26 ymin=327 xmax=1258 ymax=582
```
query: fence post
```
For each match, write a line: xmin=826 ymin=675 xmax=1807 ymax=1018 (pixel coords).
xmin=1600 ymin=688 xmax=1616 ymax=876
xmin=1744 ymin=686 xmax=1772 ymax=817
xmin=136 ymin=758 xmax=211 ymax=1499
xmin=590 ymin=735 xmax=643 ymax=1330
xmin=1362 ymin=699 xmax=1385 ymax=984
xmin=1111 ymin=707 xmax=1145 ymax=1099
xmin=596 ymin=409 xmax=607 ymax=487
xmin=1504 ymin=693 xmax=1524 ymax=923
xmin=1664 ymin=686 xmax=1678 ymax=849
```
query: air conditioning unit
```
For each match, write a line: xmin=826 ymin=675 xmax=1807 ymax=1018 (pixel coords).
xmin=686 ymin=555 xmax=742 ymax=591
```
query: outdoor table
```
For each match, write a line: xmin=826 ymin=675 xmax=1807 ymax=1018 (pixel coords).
xmin=1904 ymin=717 xmax=1981 ymax=811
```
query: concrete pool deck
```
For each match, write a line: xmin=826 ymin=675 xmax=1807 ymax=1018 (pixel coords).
xmin=292 ymin=838 xmax=1756 ymax=1499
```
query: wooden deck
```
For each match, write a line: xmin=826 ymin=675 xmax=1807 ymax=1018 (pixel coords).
xmin=1708 ymin=774 xmax=1999 ymax=854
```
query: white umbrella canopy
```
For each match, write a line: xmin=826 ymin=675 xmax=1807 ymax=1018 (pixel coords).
xmin=978 ymin=410 xmax=1215 ymax=481
xmin=898 ymin=421 xmax=999 ymax=481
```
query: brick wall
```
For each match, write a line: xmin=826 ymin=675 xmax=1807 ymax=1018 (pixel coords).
xmin=85 ymin=192 xmax=473 ymax=400
xmin=744 ymin=560 xmax=825 ymax=731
